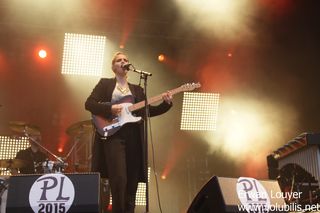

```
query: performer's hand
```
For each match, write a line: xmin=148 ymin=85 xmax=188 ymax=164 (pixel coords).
xmin=162 ymin=91 xmax=173 ymax=104
xmin=111 ymin=104 xmax=123 ymax=116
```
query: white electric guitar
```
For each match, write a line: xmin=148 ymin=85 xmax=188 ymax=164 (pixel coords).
xmin=92 ymin=82 xmax=201 ymax=137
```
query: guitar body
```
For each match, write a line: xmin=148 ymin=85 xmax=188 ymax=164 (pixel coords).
xmin=92 ymin=102 xmax=142 ymax=137
xmin=91 ymin=82 xmax=201 ymax=137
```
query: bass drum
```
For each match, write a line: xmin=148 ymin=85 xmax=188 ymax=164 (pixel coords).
xmin=42 ymin=161 xmax=66 ymax=173
xmin=42 ymin=161 xmax=56 ymax=173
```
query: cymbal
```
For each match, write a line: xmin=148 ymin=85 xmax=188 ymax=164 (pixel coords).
xmin=0 ymin=159 xmax=31 ymax=169
xmin=66 ymin=120 xmax=93 ymax=135
xmin=9 ymin=121 xmax=40 ymax=135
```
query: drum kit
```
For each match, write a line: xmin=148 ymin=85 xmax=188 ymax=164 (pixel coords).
xmin=0 ymin=120 xmax=93 ymax=175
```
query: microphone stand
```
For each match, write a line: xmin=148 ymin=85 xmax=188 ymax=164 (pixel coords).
xmin=126 ymin=64 xmax=152 ymax=212
xmin=140 ymin=71 xmax=150 ymax=213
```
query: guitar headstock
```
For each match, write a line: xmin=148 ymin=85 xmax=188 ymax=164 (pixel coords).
xmin=180 ymin=82 xmax=201 ymax=92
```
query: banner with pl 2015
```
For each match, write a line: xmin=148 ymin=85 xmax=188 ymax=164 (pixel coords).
xmin=6 ymin=173 xmax=100 ymax=213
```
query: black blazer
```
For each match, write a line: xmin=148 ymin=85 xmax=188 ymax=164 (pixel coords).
xmin=85 ymin=78 xmax=172 ymax=181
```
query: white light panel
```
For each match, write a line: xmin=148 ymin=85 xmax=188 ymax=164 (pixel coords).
xmin=0 ymin=136 xmax=30 ymax=175
xmin=181 ymin=92 xmax=220 ymax=131
xmin=61 ymin=33 xmax=106 ymax=76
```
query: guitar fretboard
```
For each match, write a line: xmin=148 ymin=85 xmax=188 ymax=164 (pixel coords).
xmin=128 ymin=87 xmax=183 ymax=112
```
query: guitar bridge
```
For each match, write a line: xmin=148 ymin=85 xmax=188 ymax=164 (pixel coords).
xmin=103 ymin=122 xmax=121 ymax=131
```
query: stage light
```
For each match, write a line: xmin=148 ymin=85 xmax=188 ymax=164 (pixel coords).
xmin=61 ymin=33 xmax=106 ymax=76
xmin=134 ymin=167 xmax=150 ymax=205
xmin=107 ymin=204 xmax=112 ymax=212
xmin=0 ymin=136 xmax=29 ymax=175
xmin=119 ymin=44 xmax=125 ymax=49
xmin=158 ymin=54 xmax=165 ymax=62
xmin=174 ymin=0 xmax=254 ymax=41
xmin=58 ymin=147 xmax=63 ymax=153
xmin=222 ymin=108 xmax=271 ymax=155
xmin=181 ymin=92 xmax=220 ymax=131
xmin=38 ymin=49 xmax=47 ymax=59
xmin=161 ymin=175 xmax=167 ymax=180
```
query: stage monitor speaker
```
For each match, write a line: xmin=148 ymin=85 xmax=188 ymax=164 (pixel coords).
xmin=6 ymin=173 xmax=100 ymax=213
xmin=187 ymin=176 xmax=287 ymax=213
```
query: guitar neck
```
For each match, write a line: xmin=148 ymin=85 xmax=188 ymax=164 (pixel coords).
xmin=128 ymin=87 xmax=183 ymax=112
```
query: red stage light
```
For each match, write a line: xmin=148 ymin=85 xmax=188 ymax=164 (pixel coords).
xmin=38 ymin=49 xmax=47 ymax=59
xmin=58 ymin=147 xmax=63 ymax=153
xmin=107 ymin=204 xmax=112 ymax=211
xmin=158 ymin=54 xmax=165 ymax=62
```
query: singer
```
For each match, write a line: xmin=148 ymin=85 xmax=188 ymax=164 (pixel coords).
xmin=85 ymin=52 xmax=173 ymax=213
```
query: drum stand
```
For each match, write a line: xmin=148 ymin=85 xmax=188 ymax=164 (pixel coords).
xmin=56 ymin=133 xmax=87 ymax=172
xmin=63 ymin=135 xmax=81 ymax=171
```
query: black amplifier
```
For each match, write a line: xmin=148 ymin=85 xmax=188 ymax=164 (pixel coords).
xmin=6 ymin=173 xmax=100 ymax=213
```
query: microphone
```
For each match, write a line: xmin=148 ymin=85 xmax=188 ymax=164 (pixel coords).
xmin=121 ymin=63 xmax=132 ymax=71
xmin=121 ymin=63 xmax=152 ymax=76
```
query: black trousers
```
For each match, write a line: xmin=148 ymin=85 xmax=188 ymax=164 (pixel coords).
xmin=103 ymin=125 xmax=142 ymax=213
